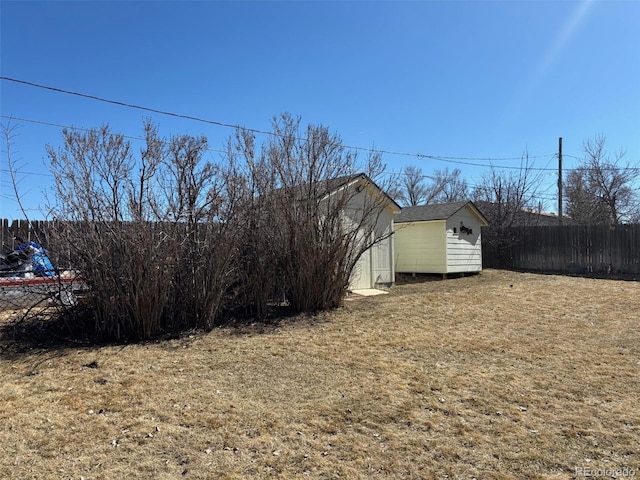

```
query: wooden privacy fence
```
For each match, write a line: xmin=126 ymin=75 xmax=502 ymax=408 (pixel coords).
xmin=483 ymin=224 xmax=640 ymax=275
xmin=1 ymin=219 xmax=54 ymax=250
xmin=5 ymin=219 xmax=640 ymax=275
xmin=0 ymin=219 xmax=72 ymax=268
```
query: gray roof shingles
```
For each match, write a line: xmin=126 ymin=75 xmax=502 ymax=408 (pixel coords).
xmin=395 ymin=201 xmax=472 ymax=223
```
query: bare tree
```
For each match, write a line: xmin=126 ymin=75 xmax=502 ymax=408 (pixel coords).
xmin=564 ymin=135 xmax=639 ymax=224
xmin=432 ymin=168 xmax=469 ymax=203
xmin=2 ymin=120 xmax=30 ymax=222
xmin=397 ymin=165 xmax=430 ymax=206
xmin=1 ymin=120 xmax=72 ymax=317
xmin=564 ymin=168 xmax=610 ymax=224
xmin=394 ymin=165 xmax=469 ymax=206
xmin=472 ymin=153 xmax=544 ymax=266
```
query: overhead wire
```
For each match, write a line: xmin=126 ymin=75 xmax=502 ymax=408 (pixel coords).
xmin=2 ymin=113 xmax=560 ymax=172
xmin=1 ymin=76 xmax=558 ymax=169
xmin=0 ymin=115 xmax=635 ymax=204
xmin=2 ymin=75 xmax=638 ymax=187
xmin=0 ymin=115 xmax=230 ymax=156
xmin=1 ymin=118 xmax=638 ymax=209
xmin=2 ymin=74 xmax=638 ymax=199
xmin=4 ymin=77 xmax=638 ymax=215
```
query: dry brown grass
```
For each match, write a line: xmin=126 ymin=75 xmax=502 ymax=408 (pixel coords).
xmin=1 ymin=269 xmax=638 ymax=479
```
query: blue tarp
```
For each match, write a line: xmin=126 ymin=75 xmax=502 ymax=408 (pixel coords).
xmin=14 ymin=241 xmax=56 ymax=277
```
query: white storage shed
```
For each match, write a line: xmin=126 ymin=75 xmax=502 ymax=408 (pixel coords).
xmin=323 ymin=174 xmax=401 ymax=290
xmin=394 ymin=201 xmax=489 ymax=276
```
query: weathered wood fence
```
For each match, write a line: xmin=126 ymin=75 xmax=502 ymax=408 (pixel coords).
xmin=483 ymin=224 xmax=640 ymax=275
xmin=0 ymin=219 xmax=72 ymax=268
xmin=1 ymin=219 xmax=54 ymax=250
xmin=5 ymin=219 xmax=640 ymax=276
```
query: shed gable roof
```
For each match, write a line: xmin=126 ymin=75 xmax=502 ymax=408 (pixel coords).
xmin=264 ymin=173 xmax=401 ymax=214
xmin=319 ymin=173 xmax=402 ymax=213
xmin=396 ymin=201 xmax=488 ymax=225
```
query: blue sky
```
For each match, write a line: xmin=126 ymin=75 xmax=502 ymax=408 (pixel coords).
xmin=1 ymin=0 xmax=639 ymax=219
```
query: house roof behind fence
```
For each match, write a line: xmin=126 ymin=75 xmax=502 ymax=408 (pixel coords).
xmin=473 ymin=201 xmax=566 ymax=226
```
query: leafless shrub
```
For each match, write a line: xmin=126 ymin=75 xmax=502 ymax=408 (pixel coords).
xmin=230 ymin=114 xmax=395 ymax=313
xmin=41 ymin=114 xmax=394 ymax=340
xmin=46 ymin=121 xmax=242 ymax=340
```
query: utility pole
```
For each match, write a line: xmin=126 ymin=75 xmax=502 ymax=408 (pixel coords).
xmin=558 ymin=137 xmax=563 ymax=222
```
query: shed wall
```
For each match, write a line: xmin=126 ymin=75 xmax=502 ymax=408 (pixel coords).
xmin=394 ymin=220 xmax=447 ymax=273
xmin=345 ymin=182 xmax=397 ymax=289
xmin=445 ymin=209 xmax=483 ymax=273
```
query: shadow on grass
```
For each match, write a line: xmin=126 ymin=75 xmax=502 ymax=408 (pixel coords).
xmin=0 ymin=303 xmax=328 ymax=359
xmin=0 ymin=305 xmax=111 ymax=360
xmin=395 ymin=272 xmax=480 ymax=285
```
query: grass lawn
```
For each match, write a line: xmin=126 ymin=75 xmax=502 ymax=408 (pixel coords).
xmin=1 ymin=269 xmax=638 ymax=479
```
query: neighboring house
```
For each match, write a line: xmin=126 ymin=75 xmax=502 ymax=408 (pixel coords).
xmin=394 ymin=201 xmax=489 ymax=276
xmin=473 ymin=201 xmax=568 ymax=226
xmin=321 ymin=174 xmax=401 ymax=290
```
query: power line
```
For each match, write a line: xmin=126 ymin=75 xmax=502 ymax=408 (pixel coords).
xmin=3 ymin=114 xmax=640 ymax=179
xmin=0 ymin=115 xmax=230 ymax=156
xmin=0 ymin=167 xmax=565 ymax=201
xmin=1 ymin=76 xmax=249 ymax=132
xmin=2 ymin=113 xmax=557 ymax=172
xmin=1 ymin=76 xmax=557 ymax=169
xmin=398 ymin=152 xmax=556 ymax=170
xmin=1 ymin=168 xmax=52 ymax=177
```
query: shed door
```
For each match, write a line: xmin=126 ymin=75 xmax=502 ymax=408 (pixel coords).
xmin=350 ymin=247 xmax=371 ymax=290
